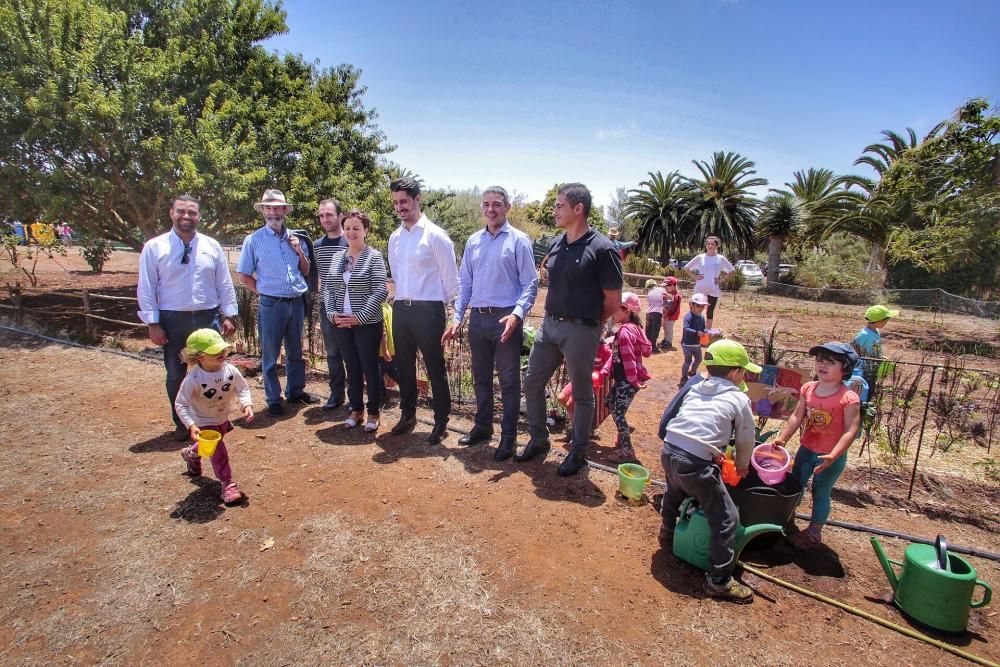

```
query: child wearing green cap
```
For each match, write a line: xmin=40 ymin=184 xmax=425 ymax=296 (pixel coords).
xmin=851 ymin=305 xmax=898 ymax=385
xmin=644 ymin=279 xmax=666 ymax=353
xmin=658 ymin=339 xmax=760 ymax=603
xmin=175 ymin=328 xmax=254 ymax=505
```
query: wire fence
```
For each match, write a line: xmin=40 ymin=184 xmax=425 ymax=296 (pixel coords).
xmin=745 ymin=343 xmax=1000 ymax=498
xmin=765 ymin=282 xmax=1000 ymax=319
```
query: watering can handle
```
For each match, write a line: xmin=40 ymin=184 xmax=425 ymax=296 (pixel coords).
xmin=971 ymin=579 xmax=992 ymax=609
xmin=935 ymin=534 xmax=949 ymax=571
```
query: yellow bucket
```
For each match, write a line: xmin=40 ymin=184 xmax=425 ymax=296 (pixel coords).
xmin=197 ymin=429 xmax=222 ymax=458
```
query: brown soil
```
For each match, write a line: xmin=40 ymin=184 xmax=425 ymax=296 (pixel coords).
xmin=1 ymin=251 xmax=998 ymax=665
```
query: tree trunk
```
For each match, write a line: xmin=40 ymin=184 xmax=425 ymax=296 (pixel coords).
xmin=766 ymin=235 xmax=782 ymax=285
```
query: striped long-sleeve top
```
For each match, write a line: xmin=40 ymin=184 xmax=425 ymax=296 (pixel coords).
xmin=323 ymin=245 xmax=387 ymax=326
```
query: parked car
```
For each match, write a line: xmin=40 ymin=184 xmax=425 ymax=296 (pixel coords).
xmin=777 ymin=263 xmax=796 ymax=279
xmin=735 ymin=260 xmax=764 ymax=284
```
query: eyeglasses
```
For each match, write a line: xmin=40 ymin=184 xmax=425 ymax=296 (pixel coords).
xmin=181 ymin=244 xmax=192 ymax=264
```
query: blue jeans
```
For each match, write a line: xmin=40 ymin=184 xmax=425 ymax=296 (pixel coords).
xmin=790 ymin=446 xmax=848 ymax=525
xmin=258 ymin=295 xmax=306 ymax=405
xmin=319 ymin=312 xmax=346 ymax=401
xmin=468 ymin=307 xmax=522 ymax=437
xmin=681 ymin=344 xmax=703 ymax=379
xmin=160 ymin=309 xmax=220 ymax=428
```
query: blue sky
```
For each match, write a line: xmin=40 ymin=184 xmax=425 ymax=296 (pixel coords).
xmin=264 ymin=0 xmax=999 ymax=208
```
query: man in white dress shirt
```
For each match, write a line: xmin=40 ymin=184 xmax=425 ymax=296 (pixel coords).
xmin=137 ymin=195 xmax=239 ymax=439
xmin=386 ymin=177 xmax=459 ymax=444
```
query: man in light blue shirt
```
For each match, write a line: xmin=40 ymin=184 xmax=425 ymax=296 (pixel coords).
xmin=236 ymin=189 xmax=318 ymax=415
xmin=442 ymin=186 xmax=538 ymax=460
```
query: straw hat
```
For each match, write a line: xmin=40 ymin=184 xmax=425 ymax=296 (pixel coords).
xmin=253 ymin=189 xmax=294 ymax=212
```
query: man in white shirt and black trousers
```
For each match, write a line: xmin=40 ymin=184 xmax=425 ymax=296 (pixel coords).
xmin=386 ymin=177 xmax=459 ymax=444
xmin=137 ymin=194 xmax=239 ymax=440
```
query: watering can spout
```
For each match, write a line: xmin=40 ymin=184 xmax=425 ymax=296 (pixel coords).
xmin=870 ymin=536 xmax=898 ymax=591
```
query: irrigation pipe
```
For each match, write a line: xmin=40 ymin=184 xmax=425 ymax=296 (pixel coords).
xmin=795 ymin=513 xmax=1000 ymax=562
xmin=3 ymin=324 xmax=996 ymax=563
xmin=739 ymin=562 xmax=998 ymax=667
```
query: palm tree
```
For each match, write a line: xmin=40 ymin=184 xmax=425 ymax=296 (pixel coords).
xmin=777 ymin=168 xmax=857 ymax=246
xmin=755 ymin=191 xmax=804 ymax=284
xmin=683 ymin=151 xmax=767 ymax=257
xmin=623 ymin=171 xmax=691 ymax=265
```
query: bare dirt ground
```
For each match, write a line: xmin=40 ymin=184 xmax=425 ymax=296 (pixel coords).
xmin=1 ymin=251 xmax=998 ymax=665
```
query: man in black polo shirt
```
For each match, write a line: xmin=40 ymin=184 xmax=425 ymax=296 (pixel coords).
xmin=515 ymin=183 xmax=623 ymax=476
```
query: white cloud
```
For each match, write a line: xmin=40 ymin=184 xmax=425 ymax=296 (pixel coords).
xmin=594 ymin=121 xmax=638 ymax=142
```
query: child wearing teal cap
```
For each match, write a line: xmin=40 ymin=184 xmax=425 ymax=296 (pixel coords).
xmin=851 ymin=304 xmax=898 ymax=385
xmin=175 ymin=328 xmax=254 ymax=505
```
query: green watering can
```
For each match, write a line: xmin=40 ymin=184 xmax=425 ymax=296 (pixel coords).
xmin=672 ymin=497 xmax=783 ymax=572
xmin=871 ymin=535 xmax=992 ymax=634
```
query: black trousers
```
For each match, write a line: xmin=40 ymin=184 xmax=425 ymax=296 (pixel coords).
xmin=392 ymin=301 xmax=450 ymax=421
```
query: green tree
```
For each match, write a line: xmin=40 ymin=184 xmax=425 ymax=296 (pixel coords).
xmin=623 ymin=171 xmax=692 ymax=265
xmin=0 ymin=0 xmax=391 ymax=249
xmin=755 ymin=191 xmax=803 ymax=284
xmin=527 ymin=184 xmax=606 ymax=232
xmin=683 ymin=151 xmax=766 ymax=257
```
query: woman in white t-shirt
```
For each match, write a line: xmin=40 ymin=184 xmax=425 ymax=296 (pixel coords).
xmin=683 ymin=236 xmax=734 ymax=329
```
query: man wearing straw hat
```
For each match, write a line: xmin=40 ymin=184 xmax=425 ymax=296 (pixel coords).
xmin=137 ymin=194 xmax=239 ymax=440
xmin=236 ymin=188 xmax=320 ymax=416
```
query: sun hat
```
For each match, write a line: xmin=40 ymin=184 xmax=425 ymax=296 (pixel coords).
xmin=663 ymin=276 xmax=678 ymax=286
xmin=645 ymin=279 xmax=657 ymax=289
xmin=865 ymin=304 xmax=899 ymax=322
xmin=253 ymin=188 xmax=294 ymax=212
xmin=808 ymin=341 xmax=860 ymax=368
xmin=690 ymin=293 xmax=709 ymax=305
xmin=621 ymin=291 xmax=641 ymax=314
xmin=608 ymin=227 xmax=619 ymax=237
xmin=184 ymin=328 xmax=232 ymax=356
xmin=705 ymin=339 xmax=762 ymax=374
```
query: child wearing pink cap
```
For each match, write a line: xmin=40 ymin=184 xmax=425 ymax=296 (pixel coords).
xmin=606 ymin=292 xmax=652 ymax=463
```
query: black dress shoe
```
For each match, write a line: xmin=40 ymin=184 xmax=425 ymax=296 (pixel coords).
xmin=290 ymin=392 xmax=320 ymax=405
xmin=427 ymin=420 xmax=449 ymax=444
xmin=494 ymin=436 xmax=516 ymax=461
xmin=390 ymin=415 xmax=417 ymax=435
xmin=557 ymin=450 xmax=587 ymax=476
xmin=172 ymin=424 xmax=190 ymax=441
xmin=267 ymin=403 xmax=285 ymax=416
xmin=322 ymin=396 xmax=345 ymax=411
xmin=458 ymin=426 xmax=493 ymax=446
xmin=513 ymin=438 xmax=550 ymax=462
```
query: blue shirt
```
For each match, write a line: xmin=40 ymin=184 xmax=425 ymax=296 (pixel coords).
xmin=454 ymin=222 xmax=538 ymax=324
xmin=852 ymin=326 xmax=882 ymax=377
xmin=680 ymin=310 xmax=706 ymax=346
xmin=237 ymin=225 xmax=309 ymax=297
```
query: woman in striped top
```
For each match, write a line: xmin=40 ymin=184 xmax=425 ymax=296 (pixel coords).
xmin=324 ymin=209 xmax=388 ymax=431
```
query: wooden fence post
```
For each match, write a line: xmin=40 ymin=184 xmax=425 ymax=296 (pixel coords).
xmin=81 ymin=288 xmax=97 ymax=338
xmin=907 ymin=365 xmax=938 ymax=500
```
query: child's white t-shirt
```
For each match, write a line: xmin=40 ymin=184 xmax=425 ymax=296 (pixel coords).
xmin=175 ymin=362 xmax=253 ymax=428
xmin=646 ymin=287 xmax=665 ymax=313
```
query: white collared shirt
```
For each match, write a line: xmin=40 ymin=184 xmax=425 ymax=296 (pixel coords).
xmin=387 ymin=214 xmax=458 ymax=302
xmin=137 ymin=229 xmax=239 ymax=324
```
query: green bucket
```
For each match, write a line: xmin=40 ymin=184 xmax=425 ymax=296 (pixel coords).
xmin=617 ymin=463 xmax=650 ymax=500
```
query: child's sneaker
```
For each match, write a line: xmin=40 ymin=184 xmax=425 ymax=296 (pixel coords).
xmin=181 ymin=446 xmax=202 ymax=476
xmin=608 ymin=447 xmax=638 ymax=464
xmin=221 ymin=482 xmax=244 ymax=505
xmin=703 ymin=575 xmax=754 ymax=603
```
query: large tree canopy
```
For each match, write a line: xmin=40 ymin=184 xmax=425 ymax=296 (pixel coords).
xmin=0 ymin=0 xmax=392 ymax=248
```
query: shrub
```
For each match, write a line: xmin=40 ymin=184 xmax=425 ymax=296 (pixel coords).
xmin=720 ymin=269 xmax=744 ymax=291
xmin=79 ymin=236 xmax=115 ymax=273
xmin=623 ymin=254 xmax=664 ymax=276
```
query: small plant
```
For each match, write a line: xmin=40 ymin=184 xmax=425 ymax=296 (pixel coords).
xmin=972 ymin=457 xmax=1000 ymax=483
xmin=720 ymin=269 xmax=744 ymax=292
xmin=1 ymin=235 xmax=67 ymax=286
xmin=79 ymin=236 xmax=116 ymax=273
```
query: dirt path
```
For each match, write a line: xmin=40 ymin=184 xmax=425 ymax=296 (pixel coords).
xmin=1 ymin=329 xmax=997 ymax=666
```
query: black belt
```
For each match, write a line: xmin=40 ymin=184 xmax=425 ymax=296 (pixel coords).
xmin=396 ymin=299 xmax=440 ymax=307
xmin=160 ymin=307 xmax=219 ymax=315
xmin=549 ymin=314 xmax=599 ymax=328
xmin=472 ymin=305 xmax=514 ymax=315
xmin=260 ymin=294 xmax=301 ymax=302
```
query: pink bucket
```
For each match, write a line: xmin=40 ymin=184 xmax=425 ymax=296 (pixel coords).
xmin=751 ymin=444 xmax=791 ymax=485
